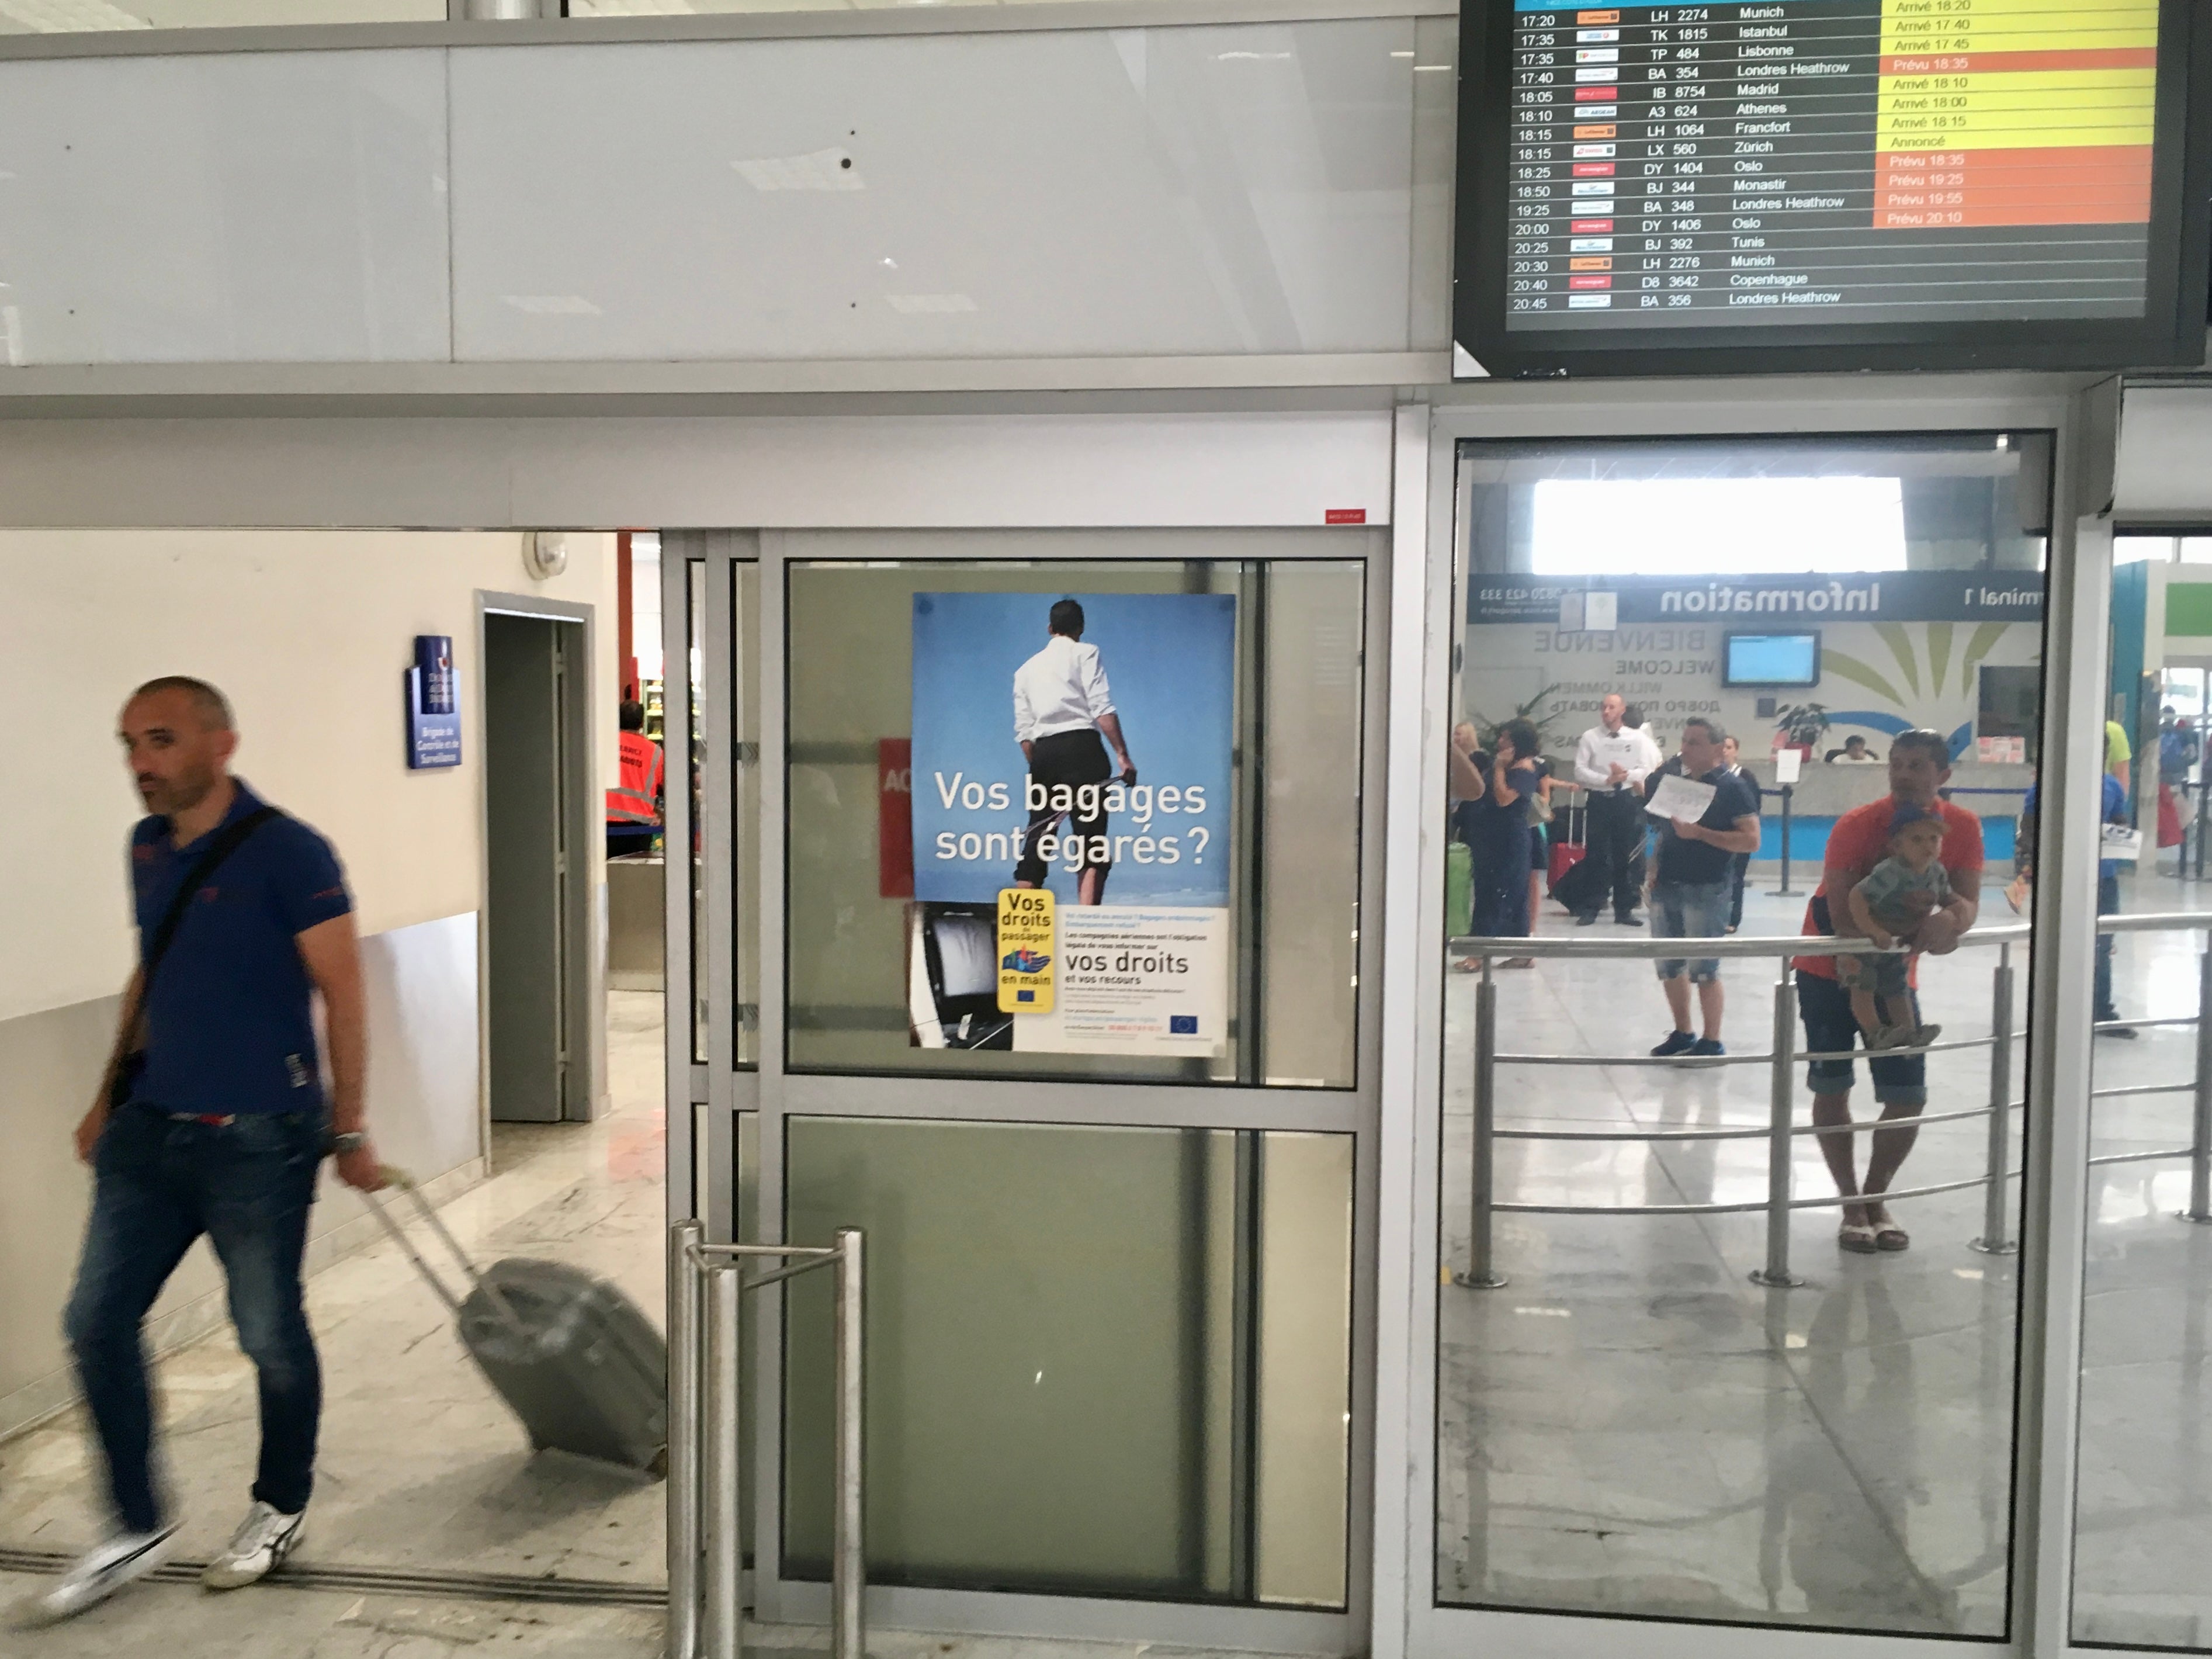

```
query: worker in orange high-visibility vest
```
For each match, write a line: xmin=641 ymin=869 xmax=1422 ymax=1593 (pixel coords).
xmin=605 ymin=701 xmax=665 ymax=858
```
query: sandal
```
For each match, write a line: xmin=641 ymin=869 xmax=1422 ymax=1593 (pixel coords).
xmin=1867 ymin=1206 xmax=1909 ymax=1251
xmin=1838 ymin=1222 xmax=1880 ymax=1254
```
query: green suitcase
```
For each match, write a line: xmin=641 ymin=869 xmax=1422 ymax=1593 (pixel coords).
xmin=1446 ymin=840 xmax=1473 ymax=937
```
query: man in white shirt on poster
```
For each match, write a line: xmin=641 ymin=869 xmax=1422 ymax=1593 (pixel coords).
xmin=1011 ymin=598 xmax=1137 ymax=906
xmin=1572 ymin=692 xmax=1662 ymax=926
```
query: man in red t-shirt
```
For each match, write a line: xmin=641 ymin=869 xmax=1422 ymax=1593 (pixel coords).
xmin=1792 ymin=728 xmax=1982 ymax=1254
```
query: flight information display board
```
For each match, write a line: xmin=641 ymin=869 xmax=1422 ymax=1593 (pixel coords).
xmin=1454 ymin=0 xmax=2212 ymax=375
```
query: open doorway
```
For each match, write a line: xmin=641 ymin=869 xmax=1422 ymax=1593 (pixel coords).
xmin=482 ymin=601 xmax=595 ymax=1124
xmin=0 ymin=533 xmax=682 ymax=1610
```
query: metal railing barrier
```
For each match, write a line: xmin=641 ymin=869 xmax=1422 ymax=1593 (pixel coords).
xmin=667 ymin=1223 xmax=864 ymax=1659
xmin=1446 ymin=913 xmax=2212 ymax=1291
xmin=1763 ymin=782 xmax=1798 ymax=897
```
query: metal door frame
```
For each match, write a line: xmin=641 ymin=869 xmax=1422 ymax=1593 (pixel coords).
xmin=1377 ymin=375 xmax=2123 ymax=1659
xmin=663 ymin=524 xmax=1388 ymax=1654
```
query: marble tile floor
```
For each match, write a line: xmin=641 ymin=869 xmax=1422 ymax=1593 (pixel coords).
xmin=0 ymin=1566 xmax=1292 ymax=1659
xmin=0 ymin=990 xmax=674 ymax=1595
xmin=1438 ymin=871 xmax=2212 ymax=1640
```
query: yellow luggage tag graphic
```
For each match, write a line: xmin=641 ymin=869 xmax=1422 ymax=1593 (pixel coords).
xmin=996 ymin=888 xmax=1055 ymax=1015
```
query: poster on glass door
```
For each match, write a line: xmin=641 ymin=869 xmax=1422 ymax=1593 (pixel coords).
xmin=906 ymin=591 xmax=1235 ymax=1056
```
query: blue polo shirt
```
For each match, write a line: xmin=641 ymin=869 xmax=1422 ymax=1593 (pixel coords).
xmin=2022 ymin=774 xmax=2128 ymax=879
xmin=129 ymin=781 xmax=353 ymax=1117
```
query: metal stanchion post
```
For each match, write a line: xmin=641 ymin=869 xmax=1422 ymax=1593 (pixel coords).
xmin=1770 ymin=784 xmax=1797 ymax=896
xmin=1971 ymin=945 xmax=2019 ymax=1254
xmin=833 ymin=1229 xmax=866 ymax=1659
xmin=667 ymin=1222 xmax=705 ymax=1659
xmin=702 ymin=1266 xmax=741 ymax=1659
xmin=1456 ymin=958 xmax=1507 ymax=1289
xmin=2185 ymin=778 xmax=2203 ymax=885
xmin=2187 ymin=947 xmax=2212 ymax=1225
xmin=1752 ymin=960 xmax=1806 ymax=1287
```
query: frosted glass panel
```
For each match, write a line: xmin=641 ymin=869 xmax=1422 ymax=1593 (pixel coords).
xmin=782 ymin=1116 xmax=1350 ymax=1605
xmin=0 ymin=0 xmax=438 ymax=32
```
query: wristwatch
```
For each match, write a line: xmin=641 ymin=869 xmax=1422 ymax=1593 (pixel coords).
xmin=327 ymin=1130 xmax=367 ymax=1156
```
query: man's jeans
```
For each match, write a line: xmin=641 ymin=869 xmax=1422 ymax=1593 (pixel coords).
xmin=1651 ymin=879 xmax=1733 ymax=983
xmin=64 ymin=1104 xmax=324 ymax=1533
xmin=2096 ymin=868 xmax=2121 ymax=1020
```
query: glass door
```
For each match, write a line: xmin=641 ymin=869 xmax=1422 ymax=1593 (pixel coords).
xmin=670 ymin=528 xmax=1386 ymax=1650
xmin=1397 ymin=387 xmax=2120 ymax=1659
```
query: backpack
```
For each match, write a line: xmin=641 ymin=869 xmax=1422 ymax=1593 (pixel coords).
xmin=2163 ymin=726 xmax=2198 ymax=774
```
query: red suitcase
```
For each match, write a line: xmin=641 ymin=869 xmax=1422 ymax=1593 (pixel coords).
xmin=1547 ymin=799 xmax=1587 ymax=896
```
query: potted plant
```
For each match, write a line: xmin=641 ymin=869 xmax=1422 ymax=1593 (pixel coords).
xmin=1772 ymin=701 xmax=1831 ymax=760
xmin=1470 ymin=682 xmax=1569 ymax=767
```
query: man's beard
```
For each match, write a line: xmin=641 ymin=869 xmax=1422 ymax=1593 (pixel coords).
xmin=143 ymin=764 xmax=218 ymax=816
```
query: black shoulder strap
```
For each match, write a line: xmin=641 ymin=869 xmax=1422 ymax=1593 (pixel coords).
xmin=139 ymin=806 xmax=283 ymax=993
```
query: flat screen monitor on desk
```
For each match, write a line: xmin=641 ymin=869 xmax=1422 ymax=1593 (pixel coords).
xmin=1454 ymin=0 xmax=2212 ymax=376
xmin=1724 ymin=631 xmax=1821 ymax=687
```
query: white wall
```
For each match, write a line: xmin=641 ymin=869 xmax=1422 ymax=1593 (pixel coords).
xmin=0 ymin=912 xmax=482 ymax=1438
xmin=0 ymin=528 xmax=616 ymax=1024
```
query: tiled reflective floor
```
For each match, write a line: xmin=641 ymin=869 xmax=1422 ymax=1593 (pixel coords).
xmin=2073 ymin=872 xmax=2212 ymax=1648
xmin=1438 ymin=867 xmax=2212 ymax=1639
xmin=0 ymin=991 xmax=670 ymax=1591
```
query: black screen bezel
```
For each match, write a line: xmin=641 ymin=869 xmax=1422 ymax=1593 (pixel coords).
xmin=1721 ymin=628 xmax=1822 ymax=687
xmin=1453 ymin=0 xmax=2212 ymax=377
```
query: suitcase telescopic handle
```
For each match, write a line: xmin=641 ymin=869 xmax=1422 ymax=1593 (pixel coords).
xmin=359 ymin=1168 xmax=528 ymax=1332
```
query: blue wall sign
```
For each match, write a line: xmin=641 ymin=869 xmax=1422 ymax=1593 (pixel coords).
xmin=407 ymin=634 xmax=462 ymax=770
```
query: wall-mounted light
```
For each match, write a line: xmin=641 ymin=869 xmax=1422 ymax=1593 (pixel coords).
xmin=526 ymin=531 xmax=571 ymax=581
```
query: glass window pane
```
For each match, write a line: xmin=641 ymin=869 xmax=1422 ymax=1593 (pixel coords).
xmin=781 ymin=1116 xmax=1350 ymax=1605
xmin=571 ymin=0 xmax=1112 ymax=12
xmin=0 ymin=0 xmax=439 ymax=27
xmin=734 ymin=560 xmax=761 ymax=1068
xmin=1440 ymin=432 xmax=2048 ymax=1636
xmin=737 ymin=1108 xmax=758 ymax=1565
xmin=2071 ymin=552 xmax=2212 ymax=1646
xmin=688 ymin=558 xmax=708 ymax=1065
xmin=783 ymin=541 xmax=1368 ymax=1087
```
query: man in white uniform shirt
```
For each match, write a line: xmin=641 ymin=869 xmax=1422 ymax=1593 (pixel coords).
xmin=1572 ymin=691 xmax=1662 ymax=926
xmin=1013 ymin=599 xmax=1138 ymax=906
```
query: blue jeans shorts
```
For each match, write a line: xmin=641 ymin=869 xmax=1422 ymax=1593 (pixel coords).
xmin=1652 ymin=879 xmax=1732 ymax=984
xmin=1798 ymin=969 xmax=1926 ymax=1107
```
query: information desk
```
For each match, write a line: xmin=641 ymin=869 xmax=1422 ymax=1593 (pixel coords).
xmin=607 ymin=854 xmax=666 ymax=992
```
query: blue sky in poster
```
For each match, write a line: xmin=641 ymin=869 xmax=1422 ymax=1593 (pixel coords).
xmin=911 ymin=591 xmax=1236 ymax=906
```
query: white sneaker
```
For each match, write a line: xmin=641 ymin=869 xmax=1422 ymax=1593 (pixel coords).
xmin=200 ymin=1500 xmax=306 ymax=1591
xmin=16 ymin=1523 xmax=178 ymax=1623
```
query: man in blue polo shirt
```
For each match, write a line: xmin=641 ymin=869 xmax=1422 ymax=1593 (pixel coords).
xmin=1643 ymin=717 xmax=1763 ymax=1058
xmin=30 ymin=677 xmax=383 ymax=1625
xmin=2020 ymin=766 xmax=2134 ymax=1037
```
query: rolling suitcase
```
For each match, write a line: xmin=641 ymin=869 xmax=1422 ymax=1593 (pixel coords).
xmin=1445 ymin=840 xmax=1474 ymax=937
xmin=363 ymin=1174 xmax=670 ymax=1476
xmin=1547 ymin=799 xmax=1588 ymax=897
xmin=1549 ymin=849 xmax=1607 ymax=918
